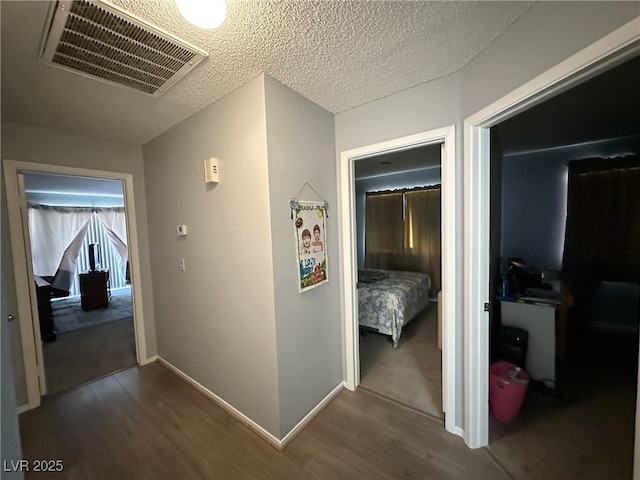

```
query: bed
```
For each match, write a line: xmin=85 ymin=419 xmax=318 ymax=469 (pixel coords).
xmin=357 ymin=269 xmax=432 ymax=347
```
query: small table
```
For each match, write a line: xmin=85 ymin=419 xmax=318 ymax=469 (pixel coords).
xmin=79 ymin=270 xmax=110 ymax=310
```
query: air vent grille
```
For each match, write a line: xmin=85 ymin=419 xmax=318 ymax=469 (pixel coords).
xmin=41 ymin=0 xmax=208 ymax=96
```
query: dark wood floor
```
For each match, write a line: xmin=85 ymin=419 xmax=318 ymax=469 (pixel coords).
xmin=19 ymin=362 xmax=509 ymax=480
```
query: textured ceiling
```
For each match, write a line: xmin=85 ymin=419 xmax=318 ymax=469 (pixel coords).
xmin=1 ymin=0 xmax=533 ymax=145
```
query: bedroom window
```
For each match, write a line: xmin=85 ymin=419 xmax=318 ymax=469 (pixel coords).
xmin=28 ymin=204 xmax=129 ymax=297
xmin=364 ymin=185 xmax=441 ymax=293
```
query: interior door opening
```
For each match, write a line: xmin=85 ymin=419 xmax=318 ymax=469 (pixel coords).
xmin=22 ymin=171 xmax=137 ymax=396
xmin=339 ymin=126 xmax=458 ymax=436
xmin=354 ymin=143 xmax=443 ymax=419
xmin=3 ymin=160 xmax=147 ymax=410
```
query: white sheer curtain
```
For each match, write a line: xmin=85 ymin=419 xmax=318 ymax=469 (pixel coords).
xmin=29 ymin=205 xmax=128 ymax=293
xmin=95 ymin=207 xmax=128 ymax=263
xmin=29 ymin=205 xmax=93 ymax=288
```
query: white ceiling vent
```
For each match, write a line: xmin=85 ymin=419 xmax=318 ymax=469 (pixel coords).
xmin=40 ymin=0 xmax=208 ymax=96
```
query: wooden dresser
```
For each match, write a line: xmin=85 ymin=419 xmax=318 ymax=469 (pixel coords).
xmin=79 ymin=270 xmax=110 ymax=310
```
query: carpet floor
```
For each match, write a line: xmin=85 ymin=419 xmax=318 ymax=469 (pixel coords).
xmin=51 ymin=287 xmax=133 ymax=334
xmin=44 ymin=287 xmax=136 ymax=396
xmin=43 ymin=318 xmax=136 ymax=396
xmin=358 ymin=302 xmax=443 ymax=418
xmin=487 ymin=329 xmax=637 ymax=480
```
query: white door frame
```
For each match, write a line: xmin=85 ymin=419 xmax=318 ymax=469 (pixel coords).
xmin=338 ymin=126 xmax=459 ymax=435
xmin=463 ymin=18 xmax=640 ymax=448
xmin=3 ymin=159 xmax=148 ymax=410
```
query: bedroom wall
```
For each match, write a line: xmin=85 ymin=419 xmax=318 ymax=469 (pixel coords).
xmin=263 ymin=75 xmax=342 ymax=437
xmin=501 ymin=135 xmax=640 ymax=272
xmin=335 ymin=0 xmax=639 ymax=437
xmin=1 ymin=122 xmax=156 ymax=406
xmin=143 ymin=75 xmax=281 ymax=437
xmin=355 ymin=165 xmax=442 ymax=269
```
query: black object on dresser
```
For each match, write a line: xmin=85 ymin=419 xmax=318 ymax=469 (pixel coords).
xmin=79 ymin=270 xmax=110 ymax=310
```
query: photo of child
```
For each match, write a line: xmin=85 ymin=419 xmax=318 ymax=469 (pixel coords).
xmin=300 ymin=229 xmax=312 ymax=255
xmin=312 ymin=224 xmax=324 ymax=252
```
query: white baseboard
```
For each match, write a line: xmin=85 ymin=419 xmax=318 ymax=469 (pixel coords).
xmin=156 ymin=357 xmax=282 ymax=448
xmin=279 ymin=382 xmax=345 ymax=449
xmin=139 ymin=354 xmax=158 ymax=366
xmin=156 ymin=356 xmax=344 ymax=450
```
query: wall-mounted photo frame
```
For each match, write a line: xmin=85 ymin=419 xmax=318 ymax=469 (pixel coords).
xmin=292 ymin=202 xmax=328 ymax=293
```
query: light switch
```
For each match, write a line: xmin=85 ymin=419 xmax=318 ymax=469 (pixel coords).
xmin=177 ymin=224 xmax=188 ymax=236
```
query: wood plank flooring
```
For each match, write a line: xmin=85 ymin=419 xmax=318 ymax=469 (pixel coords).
xmin=19 ymin=362 xmax=509 ymax=480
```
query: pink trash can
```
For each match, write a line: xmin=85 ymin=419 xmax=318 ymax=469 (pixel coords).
xmin=489 ymin=361 xmax=529 ymax=422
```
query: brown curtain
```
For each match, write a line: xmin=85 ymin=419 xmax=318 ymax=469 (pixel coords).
xmin=364 ymin=186 xmax=442 ymax=294
xmin=562 ymin=156 xmax=640 ymax=315
xmin=364 ymin=191 xmax=404 ymax=269
xmin=404 ymin=187 xmax=442 ymax=293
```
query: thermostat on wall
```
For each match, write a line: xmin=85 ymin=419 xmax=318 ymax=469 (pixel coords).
xmin=176 ymin=224 xmax=188 ymax=236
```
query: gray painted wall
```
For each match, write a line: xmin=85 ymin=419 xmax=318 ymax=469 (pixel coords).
xmin=460 ymin=2 xmax=640 ymax=117
xmin=143 ymin=76 xmax=282 ymax=436
xmin=1 ymin=122 xmax=156 ymax=405
xmin=143 ymin=74 xmax=343 ymax=439
xmin=336 ymin=1 xmax=639 ymax=432
xmin=264 ymin=75 xmax=342 ymax=436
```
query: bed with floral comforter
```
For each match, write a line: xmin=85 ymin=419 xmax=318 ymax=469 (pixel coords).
xmin=357 ymin=269 xmax=432 ymax=348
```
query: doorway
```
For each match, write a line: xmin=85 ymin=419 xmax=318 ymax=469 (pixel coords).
xmin=355 ymin=144 xmax=443 ymax=418
xmin=23 ymin=171 xmax=137 ymax=395
xmin=463 ymin=19 xmax=640 ymax=449
xmin=3 ymin=160 xmax=148 ymax=410
xmin=338 ymin=126 xmax=458 ymax=435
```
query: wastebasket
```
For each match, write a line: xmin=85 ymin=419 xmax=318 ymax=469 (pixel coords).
xmin=489 ymin=361 xmax=529 ymax=422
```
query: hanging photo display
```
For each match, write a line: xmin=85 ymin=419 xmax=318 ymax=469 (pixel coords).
xmin=292 ymin=201 xmax=328 ymax=292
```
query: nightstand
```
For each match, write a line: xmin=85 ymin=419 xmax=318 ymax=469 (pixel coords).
xmin=79 ymin=270 xmax=110 ymax=310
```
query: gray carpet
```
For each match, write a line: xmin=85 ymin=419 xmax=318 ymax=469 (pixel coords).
xmin=52 ymin=287 xmax=133 ymax=334
xmin=359 ymin=302 xmax=443 ymax=418
xmin=43 ymin=317 xmax=137 ymax=396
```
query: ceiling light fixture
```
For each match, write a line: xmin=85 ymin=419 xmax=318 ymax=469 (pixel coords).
xmin=174 ymin=0 xmax=227 ymax=29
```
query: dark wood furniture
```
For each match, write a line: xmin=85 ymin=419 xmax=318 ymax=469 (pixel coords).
xmin=35 ymin=275 xmax=56 ymax=342
xmin=79 ymin=270 xmax=110 ymax=310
